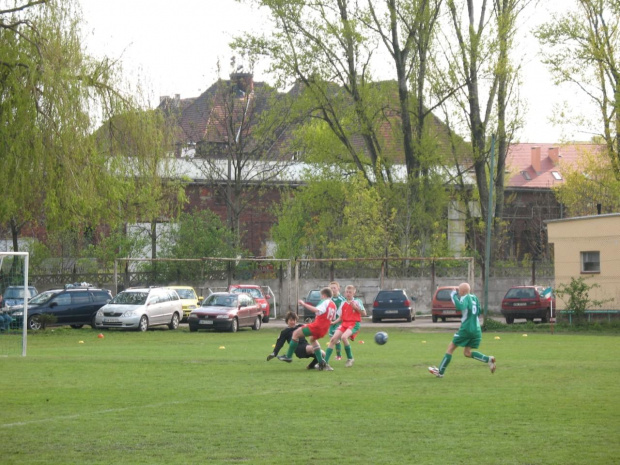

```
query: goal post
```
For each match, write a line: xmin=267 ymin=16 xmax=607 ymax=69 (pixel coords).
xmin=0 ymin=251 xmax=30 ymax=357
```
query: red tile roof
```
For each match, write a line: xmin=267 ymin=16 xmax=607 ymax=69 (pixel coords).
xmin=506 ymin=143 xmax=603 ymax=189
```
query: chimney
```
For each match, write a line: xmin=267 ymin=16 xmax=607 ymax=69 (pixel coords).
xmin=548 ymin=147 xmax=559 ymax=163
xmin=531 ymin=146 xmax=541 ymax=173
xmin=230 ymin=72 xmax=254 ymax=96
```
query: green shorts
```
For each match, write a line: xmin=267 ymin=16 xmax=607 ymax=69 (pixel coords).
xmin=452 ymin=331 xmax=481 ymax=349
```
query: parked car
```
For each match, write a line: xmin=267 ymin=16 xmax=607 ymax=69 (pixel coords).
xmin=299 ymin=289 xmax=322 ymax=322
xmin=95 ymin=287 xmax=183 ymax=331
xmin=501 ymin=285 xmax=555 ymax=324
xmin=9 ymin=284 xmax=111 ymax=330
xmin=2 ymin=285 xmax=38 ymax=307
xmin=228 ymin=284 xmax=272 ymax=322
xmin=431 ymin=286 xmax=461 ymax=322
xmin=372 ymin=289 xmax=415 ymax=322
xmin=188 ymin=292 xmax=263 ymax=332
xmin=166 ymin=286 xmax=202 ymax=322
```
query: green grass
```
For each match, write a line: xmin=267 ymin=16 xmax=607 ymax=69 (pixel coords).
xmin=1 ymin=326 xmax=619 ymax=464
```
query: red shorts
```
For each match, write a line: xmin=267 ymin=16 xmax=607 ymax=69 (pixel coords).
xmin=304 ymin=321 xmax=330 ymax=340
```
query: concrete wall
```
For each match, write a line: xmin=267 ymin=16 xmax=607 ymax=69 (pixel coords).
xmin=196 ymin=275 xmax=553 ymax=317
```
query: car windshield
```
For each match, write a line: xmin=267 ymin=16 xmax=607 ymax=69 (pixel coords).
xmin=505 ymin=288 xmax=536 ymax=299
xmin=205 ymin=295 xmax=237 ymax=307
xmin=4 ymin=287 xmax=35 ymax=299
xmin=231 ymin=287 xmax=261 ymax=299
xmin=111 ymin=292 xmax=148 ymax=305
xmin=28 ymin=290 xmax=57 ymax=305
xmin=174 ymin=289 xmax=196 ymax=299
xmin=308 ymin=291 xmax=320 ymax=300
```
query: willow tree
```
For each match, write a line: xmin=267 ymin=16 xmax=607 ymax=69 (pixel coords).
xmin=0 ymin=0 xmax=184 ymax=264
xmin=537 ymin=0 xmax=620 ymax=180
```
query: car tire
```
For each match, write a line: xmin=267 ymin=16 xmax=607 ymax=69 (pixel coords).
xmin=138 ymin=315 xmax=149 ymax=332
xmin=407 ymin=313 xmax=412 ymax=322
xmin=27 ymin=315 xmax=41 ymax=331
xmin=70 ymin=324 xmax=84 ymax=329
xmin=541 ymin=309 xmax=551 ymax=323
xmin=372 ymin=316 xmax=380 ymax=323
xmin=252 ymin=316 xmax=262 ymax=331
xmin=168 ymin=313 xmax=180 ymax=330
xmin=432 ymin=315 xmax=438 ymax=323
xmin=189 ymin=326 xmax=197 ymax=332
xmin=506 ymin=317 xmax=514 ymax=324
xmin=262 ymin=315 xmax=270 ymax=323
xmin=90 ymin=315 xmax=98 ymax=329
xmin=229 ymin=318 xmax=238 ymax=333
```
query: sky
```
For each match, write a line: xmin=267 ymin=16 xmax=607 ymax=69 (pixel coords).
xmin=79 ymin=0 xmax=591 ymax=144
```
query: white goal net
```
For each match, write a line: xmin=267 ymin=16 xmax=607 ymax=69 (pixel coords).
xmin=0 ymin=252 xmax=29 ymax=357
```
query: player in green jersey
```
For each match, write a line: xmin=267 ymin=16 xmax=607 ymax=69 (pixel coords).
xmin=328 ymin=281 xmax=346 ymax=360
xmin=429 ymin=282 xmax=496 ymax=378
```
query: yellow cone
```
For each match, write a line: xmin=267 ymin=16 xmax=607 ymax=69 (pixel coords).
xmin=219 ymin=346 xmax=226 ymax=349
xmin=494 ymin=336 xmax=501 ymax=340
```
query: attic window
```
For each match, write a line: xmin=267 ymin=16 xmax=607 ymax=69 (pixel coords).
xmin=521 ymin=171 xmax=531 ymax=180
xmin=551 ymin=171 xmax=562 ymax=180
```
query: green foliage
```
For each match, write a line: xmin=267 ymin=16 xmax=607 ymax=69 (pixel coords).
xmin=155 ymin=210 xmax=241 ymax=281
xmin=34 ymin=313 xmax=58 ymax=330
xmin=80 ymin=230 xmax=150 ymax=273
xmin=555 ymin=276 xmax=614 ymax=321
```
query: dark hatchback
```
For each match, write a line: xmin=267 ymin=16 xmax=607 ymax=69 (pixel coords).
xmin=372 ymin=289 xmax=415 ymax=322
xmin=299 ymin=289 xmax=322 ymax=322
xmin=9 ymin=285 xmax=112 ymax=330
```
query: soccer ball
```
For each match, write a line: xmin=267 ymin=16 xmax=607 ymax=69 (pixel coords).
xmin=374 ymin=331 xmax=388 ymax=345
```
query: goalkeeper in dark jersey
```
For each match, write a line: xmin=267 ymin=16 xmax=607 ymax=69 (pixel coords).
xmin=428 ymin=282 xmax=496 ymax=378
xmin=266 ymin=311 xmax=324 ymax=369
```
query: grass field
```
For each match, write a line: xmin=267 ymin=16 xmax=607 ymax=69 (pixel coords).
xmin=1 ymin=326 xmax=619 ymax=464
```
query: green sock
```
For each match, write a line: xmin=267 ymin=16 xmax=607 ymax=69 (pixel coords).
xmin=314 ymin=347 xmax=325 ymax=363
xmin=286 ymin=340 xmax=298 ymax=358
xmin=439 ymin=353 xmax=452 ymax=375
xmin=472 ymin=351 xmax=489 ymax=363
xmin=325 ymin=347 xmax=333 ymax=363
xmin=345 ymin=345 xmax=353 ymax=360
xmin=336 ymin=342 xmax=342 ymax=356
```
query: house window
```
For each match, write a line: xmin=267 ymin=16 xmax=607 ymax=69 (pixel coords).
xmin=521 ymin=171 xmax=531 ymax=180
xmin=581 ymin=251 xmax=600 ymax=273
xmin=551 ymin=171 xmax=562 ymax=180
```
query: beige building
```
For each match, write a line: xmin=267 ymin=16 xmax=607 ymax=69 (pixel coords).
xmin=546 ymin=214 xmax=620 ymax=311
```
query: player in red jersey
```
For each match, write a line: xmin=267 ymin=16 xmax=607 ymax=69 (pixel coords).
xmin=278 ymin=287 xmax=336 ymax=370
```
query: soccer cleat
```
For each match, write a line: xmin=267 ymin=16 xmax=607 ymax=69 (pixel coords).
xmin=306 ymin=362 xmax=317 ymax=370
xmin=488 ymin=356 xmax=497 ymax=374
xmin=318 ymin=360 xmax=327 ymax=371
xmin=277 ymin=355 xmax=292 ymax=363
xmin=266 ymin=354 xmax=276 ymax=361
xmin=345 ymin=358 xmax=354 ymax=368
xmin=335 ymin=355 xmax=342 ymax=361
xmin=428 ymin=366 xmax=443 ymax=378
xmin=323 ymin=364 xmax=334 ymax=371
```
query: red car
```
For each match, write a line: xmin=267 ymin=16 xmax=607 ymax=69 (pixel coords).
xmin=188 ymin=292 xmax=263 ymax=332
xmin=431 ymin=286 xmax=461 ymax=322
xmin=501 ymin=285 xmax=555 ymax=324
xmin=228 ymin=284 xmax=272 ymax=322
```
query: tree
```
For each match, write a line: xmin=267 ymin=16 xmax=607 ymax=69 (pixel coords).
xmin=0 ymin=0 xmax=183 ymax=260
xmin=553 ymin=145 xmax=620 ymax=216
xmin=537 ymin=0 xmax=620 ymax=179
xmin=271 ymin=170 xmax=397 ymax=259
xmin=158 ymin=210 xmax=239 ymax=282
xmin=438 ymin=0 xmax=528 ymax=266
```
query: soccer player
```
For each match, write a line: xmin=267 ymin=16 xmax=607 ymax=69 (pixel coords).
xmin=324 ymin=284 xmax=366 ymax=370
xmin=266 ymin=311 xmax=324 ymax=369
xmin=328 ymin=281 xmax=346 ymax=361
xmin=428 ymin=282 xmax=496 ymax=378
xmin=278 ymin=287 xmax=336 ymax=370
